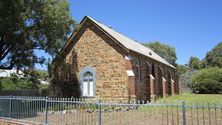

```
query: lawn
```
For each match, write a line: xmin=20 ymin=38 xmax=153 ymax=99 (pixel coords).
xmin=8 ymin=94 xmax=222 ymax=125
xmin=159 ymin=93 xmax=222 ymax=103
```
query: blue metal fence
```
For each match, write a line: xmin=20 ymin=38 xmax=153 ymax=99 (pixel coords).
xmin=0 ymin=96 xmax=222 ymax=125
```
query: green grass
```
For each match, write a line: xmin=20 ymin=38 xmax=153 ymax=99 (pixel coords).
xmin=159 ymin=93 xmax=222 ymax=104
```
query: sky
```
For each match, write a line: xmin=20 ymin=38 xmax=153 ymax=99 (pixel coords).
xmin=37 ymin=0 xmax=222 ymax=69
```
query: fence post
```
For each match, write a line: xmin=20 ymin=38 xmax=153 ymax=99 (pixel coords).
xmin=8 ymin=95 xmax=12 ymax=118
xmin=98 ymin=98 xmax=101 ymax=125
xmin=44 ymin=96 xmax=48 ymax=125
xmin=182 ymin=100 xmax=186 ymax=125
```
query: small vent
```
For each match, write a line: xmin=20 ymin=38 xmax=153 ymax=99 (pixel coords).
xmin=149 ymin=52 xmax=152 ymax=56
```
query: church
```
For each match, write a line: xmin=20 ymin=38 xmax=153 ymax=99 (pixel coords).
xmin=51 ymin=16 xmax=179 ymax=101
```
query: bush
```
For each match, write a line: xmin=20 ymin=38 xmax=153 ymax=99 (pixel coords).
xmin=179 ymin=70 xmax=197 ymax=93
xmin=38 ymin=84 xmax=49 ymax=90
xmin=0 ymin=77 xmax=38 ymax=90
xmin=191 ymin=67 xmax=222 ymax=94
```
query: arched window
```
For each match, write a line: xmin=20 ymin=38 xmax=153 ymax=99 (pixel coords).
xmin=132 ymin=57 xmax=140 ymax=83
xmin=80 ymin=67 xmax=96 ymax=97
xmin=152 ymin=64 xmax=155 ymax=76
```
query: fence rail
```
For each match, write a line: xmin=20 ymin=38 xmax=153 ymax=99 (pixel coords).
xmin=0 ymin=96 xmax=222 ymax=125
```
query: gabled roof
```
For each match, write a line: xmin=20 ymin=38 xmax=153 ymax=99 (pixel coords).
xmin=61 ymin=16 xmax=175 ymax=68
xmin=83 ymin=16 xmax=175 ymax=68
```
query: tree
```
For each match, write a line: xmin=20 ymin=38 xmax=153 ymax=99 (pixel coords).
xmin=49 ymin=51 xmax=80 ymax=97
xmin=0 ymin=0 xmax=75 ymax=69
xmin=188 ymin=56 xmax=201 ymax=70
xmin=142 ymin=41 xmax=177 ymax=66
xmin=205 ymin=42 xmax=222 ymax=68
xmin=191 ymin=67 xmax=222 ymax=94
xmin=0 ymin=77 xmax=38 ymax=90
xmin=179 ymin=70 xmax=197 ymax=93
xmin=177 ymin=64 xmax=189 ymax=75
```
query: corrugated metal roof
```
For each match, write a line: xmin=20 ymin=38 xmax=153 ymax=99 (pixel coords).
xmin=85 ymin=16 xmax=175 ymax=68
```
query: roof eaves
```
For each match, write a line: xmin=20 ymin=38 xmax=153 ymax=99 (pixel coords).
xmin=85 ymin=16 xmax=175 ymax=69
xmin=84 ymin=16 xmax=130 ymax=53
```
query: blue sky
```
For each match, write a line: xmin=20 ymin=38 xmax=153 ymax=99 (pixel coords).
xmin=37 ymin=0 xmax=222 ymax=69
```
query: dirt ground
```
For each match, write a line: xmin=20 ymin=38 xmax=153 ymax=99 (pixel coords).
xmin=22 ymin=107 xmax=222 ymax=125
xmin=0 ymin=118 xmax=42 ymax=125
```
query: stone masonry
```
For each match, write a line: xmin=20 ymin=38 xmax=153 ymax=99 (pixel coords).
xmin=52 ymin=16 xmax=179 ymax=101
xmin=65 ymin=20 xmax=129 ymax=99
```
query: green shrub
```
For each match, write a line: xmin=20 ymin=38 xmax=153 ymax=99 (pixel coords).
xmin=38 ymin=84 xmax=49 ymax=90
xmin=0 ymin=77 xmax=38 ymax=90
xmin=179 ymin=70 xmax=197 ymax=93
xmin=191 ymin=67 xmax=222 ymax=94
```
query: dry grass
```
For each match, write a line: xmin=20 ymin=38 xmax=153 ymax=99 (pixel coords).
xmin=13 ymin=94 xmax=222 ymax=125
xmin=22 ymin=105 xmax=222 ymax=125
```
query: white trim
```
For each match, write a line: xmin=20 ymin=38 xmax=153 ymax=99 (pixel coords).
xmin=162 ymin=77 xmax=166 ymax=82
xmin=79 ymin=67 xmax=96 ymax=97
xmin=126 ymin=70 xmax=134 ymax=76
xmin=150 ymin=74 xmax=155 ymax=80
xmin=125 ymin=55 xmax=132 ymax=60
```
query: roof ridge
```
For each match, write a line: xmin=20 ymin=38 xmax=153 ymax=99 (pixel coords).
xmin=84 ymin=16 xmax=175 ymax=68
xmin=86 ymin=16 xmax=137 ymax=42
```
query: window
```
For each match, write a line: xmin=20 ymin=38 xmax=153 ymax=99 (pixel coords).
xmin=132 ymin=57 xmax=140 ymax=82
xmin=82 ymin=71 xmax=94 ymax=96
xmin=152 ymin=64 xmax=155 ymax=76
xmin=80 ymin=67 xmax=96 ymax=97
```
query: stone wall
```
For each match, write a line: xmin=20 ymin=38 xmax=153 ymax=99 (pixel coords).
xmin=129 ymin=51 xmax=177 ymax=101
xmin=52 ymin=19 xmax=179 ymax=101
xmin=65 ymin=20 xmax=130 ymax=99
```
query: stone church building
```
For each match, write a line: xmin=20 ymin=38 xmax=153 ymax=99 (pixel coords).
xmin=51 ymin=16 xmax=179 ymax=101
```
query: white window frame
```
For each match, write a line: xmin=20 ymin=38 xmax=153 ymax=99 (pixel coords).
xmin=80 ymin=67 xmax=96 ymax=97
xmin=82 ymin=72 xmax=94 ymax=97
